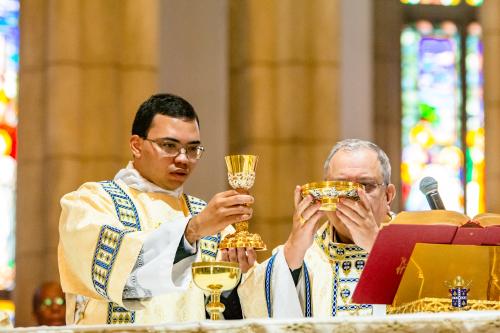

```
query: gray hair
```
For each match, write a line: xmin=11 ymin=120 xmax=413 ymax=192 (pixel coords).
xmin=323 ymin=139 xmax=392 ymax=184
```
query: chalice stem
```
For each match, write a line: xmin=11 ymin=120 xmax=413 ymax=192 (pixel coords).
xmin=234 ymin=221 xmax=249 ymax=233
xmin=207 ymin=290 xmax=225 ymax=320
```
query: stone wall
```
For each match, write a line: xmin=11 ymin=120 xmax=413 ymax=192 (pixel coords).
xmin=229 ymin=0 xmax=341 ymax=256
xmin=16 ymin=0 xmax=159 ymax=326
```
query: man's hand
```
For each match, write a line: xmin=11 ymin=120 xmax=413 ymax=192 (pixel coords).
xmin=184 ymin=190 xmax=254 ymax=244
xmin=283 ymin=186 xmax=323 ymax=270
xmin=335 ymin=188 xmax=379 ymax=251
xmin=220 ymin=247 xmax=257 ymax=273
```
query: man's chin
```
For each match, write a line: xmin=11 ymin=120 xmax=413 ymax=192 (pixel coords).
xmin=162 ymin=179 xmax=185 ymax=191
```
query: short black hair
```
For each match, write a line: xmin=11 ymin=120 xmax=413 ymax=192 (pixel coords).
xmin=131 ymin=93 xmax=200 ymax=138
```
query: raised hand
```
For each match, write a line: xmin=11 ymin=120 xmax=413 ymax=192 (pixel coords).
xmin=335 ymin=188 xmax=379 ymax=251
xmin=184 ymin=190 xmax=254 ymax=244
xmin=220 ymin=247 xmax=257 ymax=273
xmin=283 ymin=186 xmax=324 ymax=270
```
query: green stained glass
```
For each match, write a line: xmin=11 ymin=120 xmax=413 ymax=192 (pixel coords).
xmin=401 ymin=20 xmax=485 ymax=215
xmin=464 ymin=22 xmax=484 ymax=216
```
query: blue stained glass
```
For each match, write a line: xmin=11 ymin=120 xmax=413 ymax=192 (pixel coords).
xmin=401 ymin=21 xmax=464 ymax=212
xmin=464 ymin=23 xmax=484 ymax=216
xmin=401 ymin=20 xmax=485 ymax=215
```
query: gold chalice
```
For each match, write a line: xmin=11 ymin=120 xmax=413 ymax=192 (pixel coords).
xmin=191 ymin=262 xmax=242 ymax=320
xmin=301 ymin=181 xmax=364 ymax=211
xmin=218 ymin=155 xmax=266 ymax=250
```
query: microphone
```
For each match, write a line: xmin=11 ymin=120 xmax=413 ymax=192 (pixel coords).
xmin=419 ymin=176 xmax=446 ymax=210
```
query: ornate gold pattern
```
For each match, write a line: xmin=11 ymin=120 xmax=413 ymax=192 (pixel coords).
xmin=228 ymin=171 xmax=256 ymax=190
xmin=301 ymin=181 xmax=364 ymax=211
xmin=219 ymin=155 xmax=266 ymax=250
xmin=388 ymin=297 xmax=500 ymax=314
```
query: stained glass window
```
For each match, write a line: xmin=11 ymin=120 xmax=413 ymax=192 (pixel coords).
xmin=401 ymin=20 xmax=484 ymax=214
xmin=0 ymin=0 xmax=18 ymax=314
xmin=465 ymin=22 xmax=484 ymax=217
xmin=401 ymin=0 xmax=483 ymax=6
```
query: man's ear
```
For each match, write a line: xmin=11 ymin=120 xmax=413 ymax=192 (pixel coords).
xmin=385 ymin=183 xmax=396 ymax=206
xmin=130 ymin=135 xmax=143 ymax=158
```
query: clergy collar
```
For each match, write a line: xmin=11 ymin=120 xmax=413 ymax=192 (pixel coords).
xmin=114 ymin=161 xmax=183 ymax=198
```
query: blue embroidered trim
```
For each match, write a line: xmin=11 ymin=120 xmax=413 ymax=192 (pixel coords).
xmin=97 ymin=180 xmax=142 ymax=320
xmin=339 ymin=277 xmax=359 ymax=283
xmin=203 ymin=236 xmax=219 ymax=243
xmin=184 ymin=194 xmax=221 ymax=261
xmin=266 ymin=253 xmax=312 ymax=318
xmin=343 ymin=254 xmax=368 ymax=260
xmin=265 ymin=253 xmax=277 ymax=317
xmin=183 ymin=193 xmax=207 ymax=216
xmin=107 ymin=302 xmax=136 ymax=324
xmin=303 ymin=263 xmax=312 ymax=317
xmin=337 ymin=304 xmax=373 ymax=311
xmin=201 ymin=249 xmax=217 ymax=258
xmin=332 ymin=262 xmax=339 ymax=316
xmin=91 ymin=225 xmax=128 ymax=299
xmin=99 ymin=181 xmax=141 ymax=231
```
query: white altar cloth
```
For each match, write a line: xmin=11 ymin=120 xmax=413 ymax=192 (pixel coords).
xmin=7 ymin=310 xmax=500 ymax=333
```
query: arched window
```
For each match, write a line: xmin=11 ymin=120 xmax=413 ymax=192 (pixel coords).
xmin=400 ymin=1 xmax=483 ymax=215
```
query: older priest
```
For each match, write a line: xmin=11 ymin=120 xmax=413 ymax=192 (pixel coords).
xmin=58 ymin=94 xmax=254 ymax=324
xmin=238 ymin=139 xmax=396 ymax=318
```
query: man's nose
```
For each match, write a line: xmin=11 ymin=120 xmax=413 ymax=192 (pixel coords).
xmin=174 ymin=148 xmax=189 ymax=163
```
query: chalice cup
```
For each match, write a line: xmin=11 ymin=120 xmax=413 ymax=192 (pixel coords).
xmin=218 ymin=155 xmax=267 ymax=250
xmin=192 ymin=262 xmax=241 ymax=320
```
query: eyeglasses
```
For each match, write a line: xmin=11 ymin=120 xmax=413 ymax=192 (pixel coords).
xmin=144 ymin=138 xmax=205 ymax=160
xmin=359 ymin=182 xmax=386 ymax=193
xmin=40 ymin=297 xmax=65 ymax=309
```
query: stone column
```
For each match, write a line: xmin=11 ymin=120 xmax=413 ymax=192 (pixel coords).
xmin=373 ymin=0 xmax=403 ymax=213
xmin=229 ymin=0 xmax=341 ymax=254
xmin=16 ymin=0 xmax=159 ymax=325
xmin=481 ymin=0 xmax=500 ymax=212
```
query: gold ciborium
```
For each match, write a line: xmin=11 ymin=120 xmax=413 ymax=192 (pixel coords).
xmin=301 ymin=181 xmax=364 ymax=211
xmin=192 ymin=262 xmax=241 ymax=320
xmin=218 ymin=155 xmax=266 ymax=250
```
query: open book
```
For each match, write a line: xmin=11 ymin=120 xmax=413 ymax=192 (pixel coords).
xmin=383 ymin=210 xmax=500 ymax=245
xmin=351 ymin=210 xmax=500 ymax=305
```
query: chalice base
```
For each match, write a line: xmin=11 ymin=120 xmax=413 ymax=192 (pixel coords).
xmin=218 ymin=230 xmax=267 ymax=250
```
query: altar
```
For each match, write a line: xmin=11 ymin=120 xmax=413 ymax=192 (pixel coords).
xmin=8 ymin=311 xmax=500 ymax=333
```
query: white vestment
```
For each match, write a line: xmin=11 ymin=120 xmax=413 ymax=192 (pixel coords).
xmin=238 ymin=222 xmax=386 ymax=318
xmin=58 ymin=163 xmax=231 ymax=324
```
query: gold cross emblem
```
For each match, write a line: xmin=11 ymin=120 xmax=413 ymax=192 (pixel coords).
xmin=396 ymin=257 xmax=407 ymax=275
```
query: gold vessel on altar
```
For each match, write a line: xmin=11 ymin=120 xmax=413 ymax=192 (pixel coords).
xmin=301 ymin=181 xmax=364 ymax=211
xmin=218 ymin=155 xmax=266 ymax=250
xmin=191 ymin=262 xmax=241 ymax=320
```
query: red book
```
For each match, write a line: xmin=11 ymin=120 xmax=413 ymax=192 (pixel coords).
xmin=351 ymin=210 xmax=500 ymax=305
